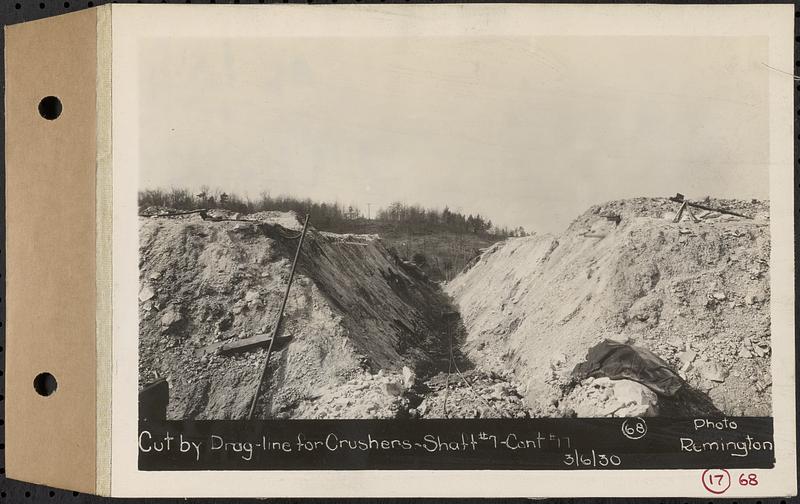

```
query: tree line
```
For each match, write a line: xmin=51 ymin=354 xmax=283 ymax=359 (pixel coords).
xmin=138 ymin=187 xmax=529 ymax=238
xmin=376 ymin=201 xmax=527 ymax=237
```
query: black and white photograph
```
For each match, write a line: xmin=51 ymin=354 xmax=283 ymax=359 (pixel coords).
xmin=2 ymin=1 xmax=795 ymax=498
xmin=136 ymin=33 xmax=773 ymax=423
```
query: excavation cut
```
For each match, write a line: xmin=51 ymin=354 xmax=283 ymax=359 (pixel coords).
xmin=447 ymin=197 xmax=771 ymax=417
xmin=138 ymin=210 xmax=455 ymax=419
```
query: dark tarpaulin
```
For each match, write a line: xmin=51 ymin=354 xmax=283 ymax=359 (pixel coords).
xmin=572 ymin=339 xmax=685 ymax=397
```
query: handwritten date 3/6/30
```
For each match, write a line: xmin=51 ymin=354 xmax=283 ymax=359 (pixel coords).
xmin=563 ymin=449 xmax=622 ymax=468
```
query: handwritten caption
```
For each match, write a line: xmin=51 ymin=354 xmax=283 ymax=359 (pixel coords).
xmin=137 ymin=416 xmax=775 ymax=471
xmin=137 ymin=429 xmax=619 ymax=465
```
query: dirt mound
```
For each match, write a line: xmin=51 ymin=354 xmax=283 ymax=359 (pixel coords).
xmin=417 ymin=368 xmax=530 ymax=419
xmin=289 ymin=369 xmax=415 ymax=419
xmin=139 ymin=210 xmax=453 ymax=419
xmin=447 ymin=197 xmax=771 ymax=417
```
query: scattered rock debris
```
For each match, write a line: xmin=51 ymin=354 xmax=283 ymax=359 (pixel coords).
xmin=139 ymin=210 xmax=457 ymax=419
xmin=447 ymin=197 xmax=771 ymax=417
xmin=140 ymin=197 xmax=771 ymax=419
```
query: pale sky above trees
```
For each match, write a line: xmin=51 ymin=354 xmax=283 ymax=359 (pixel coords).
xmin=140 ymin=35 xmax=769 ymax=233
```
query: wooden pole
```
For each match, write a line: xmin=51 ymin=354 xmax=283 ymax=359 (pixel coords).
xmin=669 ymin=194 xmax=751 ymax=219
xmin=247 ymin=214 xmax=311 ymax=420
xmin=673 ymin=201 xmax=687 ymax=223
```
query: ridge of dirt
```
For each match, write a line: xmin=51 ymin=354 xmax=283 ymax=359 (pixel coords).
xmin=446 ymin=197 xmax=771 ymax=417
xmin=138 ymin=210 xmax=456 ymax=419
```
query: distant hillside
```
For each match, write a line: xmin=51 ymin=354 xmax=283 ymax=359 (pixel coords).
xmin=329 ymin=218 xmax=505 ymax=282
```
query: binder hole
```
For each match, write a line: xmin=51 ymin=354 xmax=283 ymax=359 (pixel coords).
xmin=38 ymin=96 xmax=62 ymax=120
xmin=33 ymin=372 xmax=57 ymax=397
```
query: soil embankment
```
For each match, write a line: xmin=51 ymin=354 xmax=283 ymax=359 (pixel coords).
xmin=447 ymin=197 xmax=771 ymax=416
xmin=139 ymin=209 xmax=456 ymax=419
xmin=140 ymin=197 xmax=771 ymax=419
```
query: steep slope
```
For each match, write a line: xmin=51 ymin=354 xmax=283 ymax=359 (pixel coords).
xmin=447 ymin=198 xmax=771 ymax=416
xmin=138 ymin=210 xmax=453 ymax=419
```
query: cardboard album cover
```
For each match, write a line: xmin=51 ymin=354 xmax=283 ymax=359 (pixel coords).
xmin=4 ymin=3 xmax=796 ymax=498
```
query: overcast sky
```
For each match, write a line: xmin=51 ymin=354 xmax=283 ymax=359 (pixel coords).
xmin=139 ymin=36 xmax=769 ymax=233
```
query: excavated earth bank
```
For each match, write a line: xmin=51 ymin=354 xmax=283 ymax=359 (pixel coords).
xmin=447 ymin=197 xmax=772 ymax=417
xmin=140 ymin=197 xmax=771 ymax=420
xmin=139 ymin=209 xmax=457 ymax=419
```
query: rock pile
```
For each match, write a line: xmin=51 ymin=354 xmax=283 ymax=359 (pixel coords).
xmin=417 ymin=368 xmax=530 ymax=419
xmin=290 ymin=365 xmax=531 ymax=419
xmin=140 ymin=197 xmax=772 ymax=420
xmin=290 ymin=369 xmax=415 ymax=419
xmin=447 ymin=197 xmax=772 ymax=417
xmin=138 ymin=210 xmax=456 ymax=419
xmin=564 ymin=377 xmax=659 ymax=417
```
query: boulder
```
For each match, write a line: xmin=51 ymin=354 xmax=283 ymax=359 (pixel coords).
xmin=606 ymin=333 xmax=632 ymax=344
xmin=245 ymin=290 xmax=261 ymax=306
xmin=160 ymin=305 xmax=186 ymax=335
xmin=216 ymin=313 xmax=233 ymax=333
xmin=697 ymin=361 xmax=727 ymax=382
xmin=593 ymin=377 xmax=613 ymax=387
xmin=666 ymin=335 xmax=683 ymax=348
xmin=402 ymin=366 xmax=416 ymax=389
xmin=615 ymin=402 xmax=654 ymax=417
xmin=232 ymin=300 xmax=246 ymax=315
xmin=550 ymin=352 xmax=567 ymax=368
xmin=611 ymin=379 xmax=658 ymax=415
xmin=139 ymin=285 xmax=156 ymax=302
xmin=383 ymin=381 xmax=403 ymax=397
xmin=566 ymin=377 xmax=659 ymax=417
xmin=677 ymin=350 xmax=697 ymax=365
